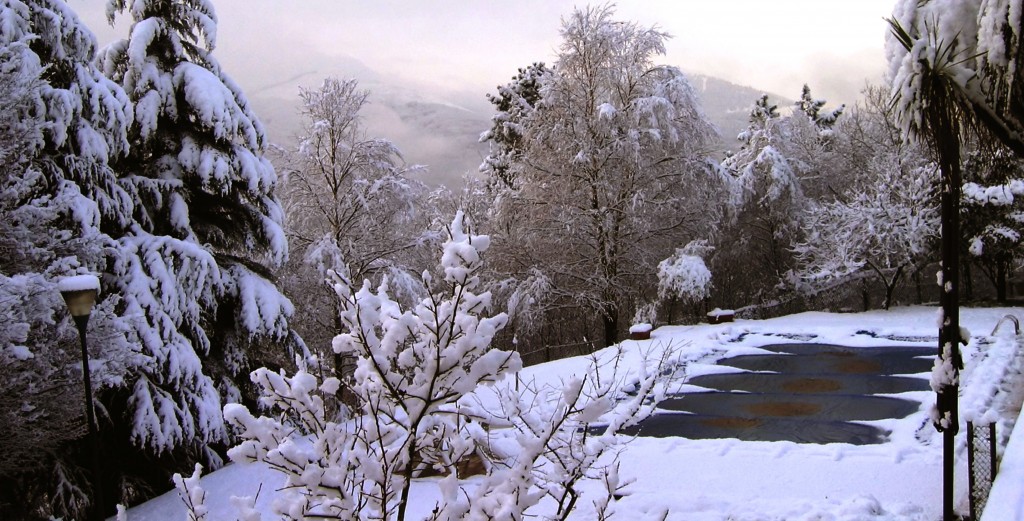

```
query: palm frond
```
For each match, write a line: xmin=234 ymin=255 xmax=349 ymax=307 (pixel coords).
xmin=890 ymin=15 xmax=1024 ymax=156
xmin=887 ymin=17 xmax=914 ymax=53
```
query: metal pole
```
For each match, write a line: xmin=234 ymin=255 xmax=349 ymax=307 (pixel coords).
xmin=74 ymin=314 xmax=104 ymax=521
xmin=990 ymin=422 xmax=998 ymax=482
xmin=967 ymin=422 xmax=976 ymax=521
xmin=944 ymin=426 xmax=956 ymax=520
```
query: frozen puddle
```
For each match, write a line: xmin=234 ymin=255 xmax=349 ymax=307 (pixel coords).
xmin=622 ymin=343 xmax=933 ymax=445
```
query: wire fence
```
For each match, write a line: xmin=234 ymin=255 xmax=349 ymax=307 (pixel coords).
xmin=517 ymin=340 xmax=597 ymax=365
xmin=966 ymin=313 xmax=1024 ymax=519
xmin=967 ymin=421 xmax=998 ymax=520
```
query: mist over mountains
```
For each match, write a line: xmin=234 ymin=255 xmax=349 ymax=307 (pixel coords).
xmin=248 ymin=57 xmax=794 ymax=187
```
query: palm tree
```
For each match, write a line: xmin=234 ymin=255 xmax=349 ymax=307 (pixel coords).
xmin=891 ymin=4 xmax=1024 ymax=518
xmin=889 ymin=19 xmax=973 ymax=521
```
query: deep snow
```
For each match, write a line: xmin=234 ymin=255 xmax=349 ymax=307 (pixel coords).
xmin=120 ymin=305 xmax=1024 ymax=520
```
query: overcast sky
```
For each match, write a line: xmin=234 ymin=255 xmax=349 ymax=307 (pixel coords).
xmin=76 ymin=0 xmax=894 ymax=106
xmin=72 ymin=1 xmax=897 ymax=184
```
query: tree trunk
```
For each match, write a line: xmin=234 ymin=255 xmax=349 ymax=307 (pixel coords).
xmin=997 ymin=261 xmax=1008 ymax=302
xmin=332 ymin=307 xmax=344 ymax=377
xmin=963 ymin=260 xmax=974 ymax=301
xmin=931 ymin=106 xmax=964 ymax=521
xmin=914 ymin=269 xmax=924 ymax=304
xmin=331 ymin=300 xmax=355 ymax=408
xmin=882 ymin=267 xmax=904 ymax=310
xmin=602 ymin=302 xmax=618 ymax=348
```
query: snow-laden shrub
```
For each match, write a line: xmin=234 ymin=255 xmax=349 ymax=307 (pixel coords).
xmin=452 ymin=341 xmax=679 ymax=521
xmin=633 ymin=301 xmax=657 ymax=326
xmin=657 ymin=240 xmax=713 ymax=303
xmin=226 ymin=212 xmax=520 ymax=519
xmin=225 ymin=213 xmax=680 ymax=520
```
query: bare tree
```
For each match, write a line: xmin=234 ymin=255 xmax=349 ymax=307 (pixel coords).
xmin=793 ymin=84 xmax=938 ymax=310
xmin=280 ymin=77 xmax=429 ymax=361
xmin=795 ymin=163 xmax=938 ymax=310
xmin=495 ymin=5 xmax=719 ymax=348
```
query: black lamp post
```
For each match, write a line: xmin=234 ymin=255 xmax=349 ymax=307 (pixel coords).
xmin=59 ymin=275 xmax=104 ymax=521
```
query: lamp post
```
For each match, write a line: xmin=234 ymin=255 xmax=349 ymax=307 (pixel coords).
xmin=58 ymin=275 xmax=104 ymax=521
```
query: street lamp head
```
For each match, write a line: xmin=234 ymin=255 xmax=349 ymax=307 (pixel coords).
xmin=58 ymin=275 xmax=101 ymax=317
xmin=58 ymin=274 xmax=105 ymax=519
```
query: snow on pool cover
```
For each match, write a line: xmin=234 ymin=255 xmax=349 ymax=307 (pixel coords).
xmin=619 ymin=343 xmax=933 ymax=445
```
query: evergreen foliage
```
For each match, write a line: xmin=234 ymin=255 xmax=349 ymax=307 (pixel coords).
xmin=794 ymin=84 xmax=844 ymax=128
xmin=0 ymin=2 xmax=138 ymax=518
xmin=479 ymin=62 xmax=549 ymax=191
xmin=0 ymin=1 xmax=301 ymax=516
xmin=961 ymin=148 xmax=1024 ymax=300
xmin=98 ymin=0 xmax=302 ymax=464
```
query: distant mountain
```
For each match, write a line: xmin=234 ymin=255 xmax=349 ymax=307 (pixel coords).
xmin=382 ymin=98 xmax=492 ymax=187
xmin=246 ymin=60 xmax=493 ymax=188
xmin=688 ymin=73 xmax=793 ymax=156
xmin=246 ymin=60 xmax=792 ymax=187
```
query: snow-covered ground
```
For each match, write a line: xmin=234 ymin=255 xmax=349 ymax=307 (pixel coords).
xmin=121 ymin=305 xmax=1024 ymax=520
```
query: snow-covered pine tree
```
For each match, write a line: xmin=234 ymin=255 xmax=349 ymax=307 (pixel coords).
xmin=476 ymin=63 xmax=554 ymax=350
xmin=719 ymin=94 xmax=806 ymax=296
xmin=723 ymin=93 xmax=800 ymax=228
xmin=98 ymin=0 xmax=302 ymax=473
xmin=0 ymin=1 xmax=136 ymax=518
xmin=794 ymin=84 xmax=844 ymax=129
xmin=717 ymin=86 xmax=847 ymax=307
xmin=479 ymin=62 xmax=549 ymax=191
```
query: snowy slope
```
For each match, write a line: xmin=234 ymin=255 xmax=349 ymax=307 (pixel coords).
xmin=120 ymin=305 xmax=1024 ymax=520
